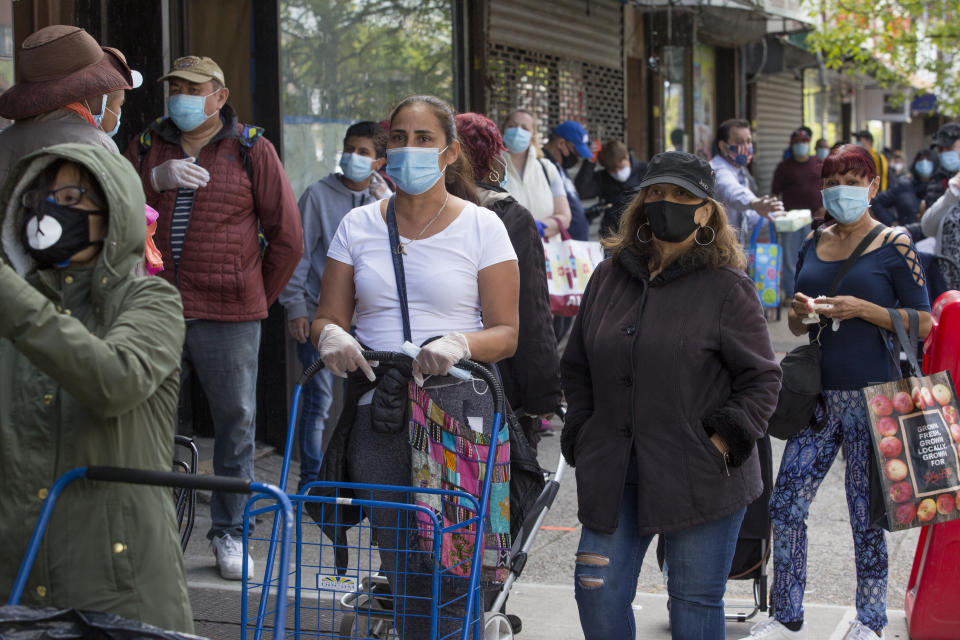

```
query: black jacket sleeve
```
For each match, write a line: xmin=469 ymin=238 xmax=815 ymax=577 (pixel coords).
xmin=559 ymin=264 xmax=607 ymax=466
xmin=495 ymin=199 xmax=562 ymax=415
xmin=574 ymin=160 xmax=602 ymax=200
xmin=702 ymin=275 xmax=782 ymax=466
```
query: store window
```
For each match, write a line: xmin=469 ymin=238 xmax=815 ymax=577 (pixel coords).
xmin=662 ymin=45 xmax=686 ymax=153
xmin=803 ymin=68 xmax=841 ymax=146
xmin=0 ymin=0 xmax=13 ymax=130
xmin=280 ymin=0 xmax=454 ymax=197
xmin=692 ymin=44 xmax=715 ymax=159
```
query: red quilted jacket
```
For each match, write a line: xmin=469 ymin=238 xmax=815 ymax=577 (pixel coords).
xmin=123 ymin=105 xmax=303 ymax=321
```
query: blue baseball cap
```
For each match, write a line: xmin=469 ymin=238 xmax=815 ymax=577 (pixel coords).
xmin=552 ymin=120 xmax=592 ymax=159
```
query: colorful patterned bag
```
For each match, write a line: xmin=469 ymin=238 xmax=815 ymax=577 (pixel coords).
xmin=407 ymin=383 xmax=511 ymax=583
xmin=543 ymin=227 xmax=605 ymax=317
xmin=747 ymin=220 xmax=781 ymax=308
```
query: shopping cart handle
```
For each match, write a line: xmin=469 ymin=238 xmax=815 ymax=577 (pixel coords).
xmin=86 ymin=466 xmax=252 ymax=493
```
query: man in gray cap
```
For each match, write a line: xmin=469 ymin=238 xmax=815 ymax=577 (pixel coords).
xmin=0 ymin=25 xmax=133 ymax=183
xmin=124 ymin=55 xmax=302 ymax=581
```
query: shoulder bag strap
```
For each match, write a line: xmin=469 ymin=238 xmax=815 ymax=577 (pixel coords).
xmin=886 ymin=307 xmax=923 ymax=378
xmin=385 ymin=197 xmax=413 ymax=343
xmin=827 ymin=224 xmax=885 ymax=296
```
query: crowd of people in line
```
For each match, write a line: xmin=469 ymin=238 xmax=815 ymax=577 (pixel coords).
xmin=0 ymin=23 xmax=955 ymax=640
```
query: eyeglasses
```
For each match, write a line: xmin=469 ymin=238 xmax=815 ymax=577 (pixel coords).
xmin=22 ymin=186 xmax=104 ymax=210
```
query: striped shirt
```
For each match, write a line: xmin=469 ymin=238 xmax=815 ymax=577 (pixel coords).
xmin=169 ymin=188 xmax=196 ymax=264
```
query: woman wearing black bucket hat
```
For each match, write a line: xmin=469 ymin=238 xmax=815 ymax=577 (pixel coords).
xmin=561 ymin=151 xmax=781 ymax=639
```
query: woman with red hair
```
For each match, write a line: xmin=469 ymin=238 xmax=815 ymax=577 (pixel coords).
xmin=742 ymin=144 xmax=931 ymax=640
xmin=455 ymin=112 xmax=562 ymax=449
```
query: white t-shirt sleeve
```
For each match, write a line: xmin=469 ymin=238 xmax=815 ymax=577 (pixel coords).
xmin=477 ymin=208 xmax=519 ymax=270
xmin=546 ymin=161 xmax=566 ymax=198
xmin=326 ymin=213 xmax=354 ymax=265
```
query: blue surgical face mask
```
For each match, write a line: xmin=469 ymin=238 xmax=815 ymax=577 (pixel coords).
xmin=816 ymin=147 xmax=830 ymax=160
xmin=386 ymin=146 xmax=448 ymax=195
xmin=87 ymin=95 xmax=107 ymax=127
xmin=167 ymin=91 xmax=218 ymax=132
xmin=792 ymin=142 xmax=810 ymax=158
xmin=503 ymin=127 xmax=531 ymax=154
xmin=104 ymin=106 xmax=121 ymax=138
xmin=339 ymin=152 xmax=374 ymax=182
xmin=821 ymin=182 xmax=874 ymax=224
xmin=940 ymin=150 xmax=960 ymax=172
xmin=915 ymin=158 xmax=934 ymax=179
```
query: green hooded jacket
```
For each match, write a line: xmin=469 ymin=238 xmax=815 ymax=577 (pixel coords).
xmin=0 ymin=144 xmax=192 ymax=632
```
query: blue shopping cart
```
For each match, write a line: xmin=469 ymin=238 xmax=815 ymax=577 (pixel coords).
xmin=244 ymin=351 xmax=522 ymax=640
xmin=5 ymin=466 xmax=294 ymax=640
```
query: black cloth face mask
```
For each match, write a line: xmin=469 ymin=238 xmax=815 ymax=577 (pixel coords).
xmin=644 ymin=198 xmax=707 ymax=243
xmin=561 ymin=150 xmax=579 ymax=170
xmin=23 ymin=199 xmax=102 ymax=267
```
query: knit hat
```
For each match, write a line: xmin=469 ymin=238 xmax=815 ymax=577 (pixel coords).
xmin=0 ymin=25 xmax=133 ymax=120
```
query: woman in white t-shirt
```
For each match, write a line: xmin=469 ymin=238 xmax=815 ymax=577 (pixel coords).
xmin=310 ymin=94 xmax=519 ymax=638
xmin=501 ymin=108 xmax=571 ymax=238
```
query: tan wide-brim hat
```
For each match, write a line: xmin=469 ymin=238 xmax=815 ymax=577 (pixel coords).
xmin=0 ymin=25 xmax=133 ymax=120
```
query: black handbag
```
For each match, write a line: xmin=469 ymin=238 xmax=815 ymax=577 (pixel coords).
xmin=767 ymin=225 xmax=884 ymax=439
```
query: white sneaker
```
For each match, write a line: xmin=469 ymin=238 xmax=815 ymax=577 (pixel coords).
xmin=842 ymin=620 xmax=884 ymax=640
xmin=737 ymin=618 xmax=808 ymax=640
xmin=211 ymin=533 xmax=254 ymax=580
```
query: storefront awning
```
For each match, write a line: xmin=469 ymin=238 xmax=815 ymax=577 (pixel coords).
xmin=632 ymin=0 xmax=811 ymax=45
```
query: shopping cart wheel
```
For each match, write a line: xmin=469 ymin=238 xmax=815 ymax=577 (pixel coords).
xmin=485 ymin=613 xmax=514 ymax=640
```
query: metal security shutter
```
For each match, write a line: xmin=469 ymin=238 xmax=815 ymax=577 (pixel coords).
xmin=754 ymin=73 xmax=803 ymax=196
xmin=488 ymin=0 xmax=621 ymax=69
xmin=486 ymin=0 xmax=624 ymax=142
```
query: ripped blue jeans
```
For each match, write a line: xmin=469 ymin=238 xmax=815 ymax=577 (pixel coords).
xmin=574 ymin=481 xmax=745 ymax=640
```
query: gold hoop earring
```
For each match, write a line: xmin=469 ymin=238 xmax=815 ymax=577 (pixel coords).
xmin=487 ymin=170 xmax=501 ymax=183
xmin=636 ymin=222 xmax=653 ymax=244
xmin=694 ymin=225 xmax=716 ymax=246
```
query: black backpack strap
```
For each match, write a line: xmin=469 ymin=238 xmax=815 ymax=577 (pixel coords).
xmin=827 ymin=224 xmax=884 ymax=296
xmin=385 ymin=197 xmax=413 ymax=343
xmin=886 ymin=307 xmax=923 ymax=377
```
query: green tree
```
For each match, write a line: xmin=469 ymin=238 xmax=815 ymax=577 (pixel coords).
xmin=805 ymin=0 xmax=960 ymax=115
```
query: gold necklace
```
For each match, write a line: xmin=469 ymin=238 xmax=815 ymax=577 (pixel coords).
xmin=397 ymin=193 xmax=449 ymax=255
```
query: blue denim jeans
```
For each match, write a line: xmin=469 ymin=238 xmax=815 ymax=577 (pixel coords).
xmin=575 ymin=483 xmax=745 ymax=640
xmin=180 ymin=319 xmax=261 ymax=539
xmin=295 ymin=339 xmax=334 ymax=489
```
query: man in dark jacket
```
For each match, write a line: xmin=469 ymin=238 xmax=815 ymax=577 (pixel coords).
xmin=924 ymin=123 xmax=960 ymax=208
xmin=123 ymin=55 xmax=303 ymax=580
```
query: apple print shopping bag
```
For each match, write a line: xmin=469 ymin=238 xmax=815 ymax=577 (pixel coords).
xmin=862 ymin=310 xmax=960 ymax=531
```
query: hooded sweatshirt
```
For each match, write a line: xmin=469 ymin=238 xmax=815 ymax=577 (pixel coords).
xmin=0 ymin=144 xmax=191 ymax=631
xmin=280 ymin=173 xmax=381 ymax=320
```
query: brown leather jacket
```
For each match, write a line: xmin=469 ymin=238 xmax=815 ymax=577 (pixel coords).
xmin=123 ymin=105 xmax=302 ymax=321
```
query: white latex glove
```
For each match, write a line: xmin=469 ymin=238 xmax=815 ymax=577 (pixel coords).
xmin=412 ymin=332 xmax=471 ymax=386
xmin=150 ymin=157 xmax=210 ymax=192
xmin=316 ymin=324 xmax=376 ymax=382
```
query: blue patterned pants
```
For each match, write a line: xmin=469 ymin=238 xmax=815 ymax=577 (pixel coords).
xmin=769 ymin=390 xmax=887 ymax=633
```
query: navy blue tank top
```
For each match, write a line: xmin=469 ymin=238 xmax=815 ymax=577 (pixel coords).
xmin=794 ymin=231 xmax=930 ymax=390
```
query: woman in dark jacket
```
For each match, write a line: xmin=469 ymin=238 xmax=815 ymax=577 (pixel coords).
xmin=561 ymin=151 xmax=781 ymax=640
xmin=871 ymin=148 xmax=939 ymax=227
xmin=456 ymin=112 xmax=563 ymax=448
